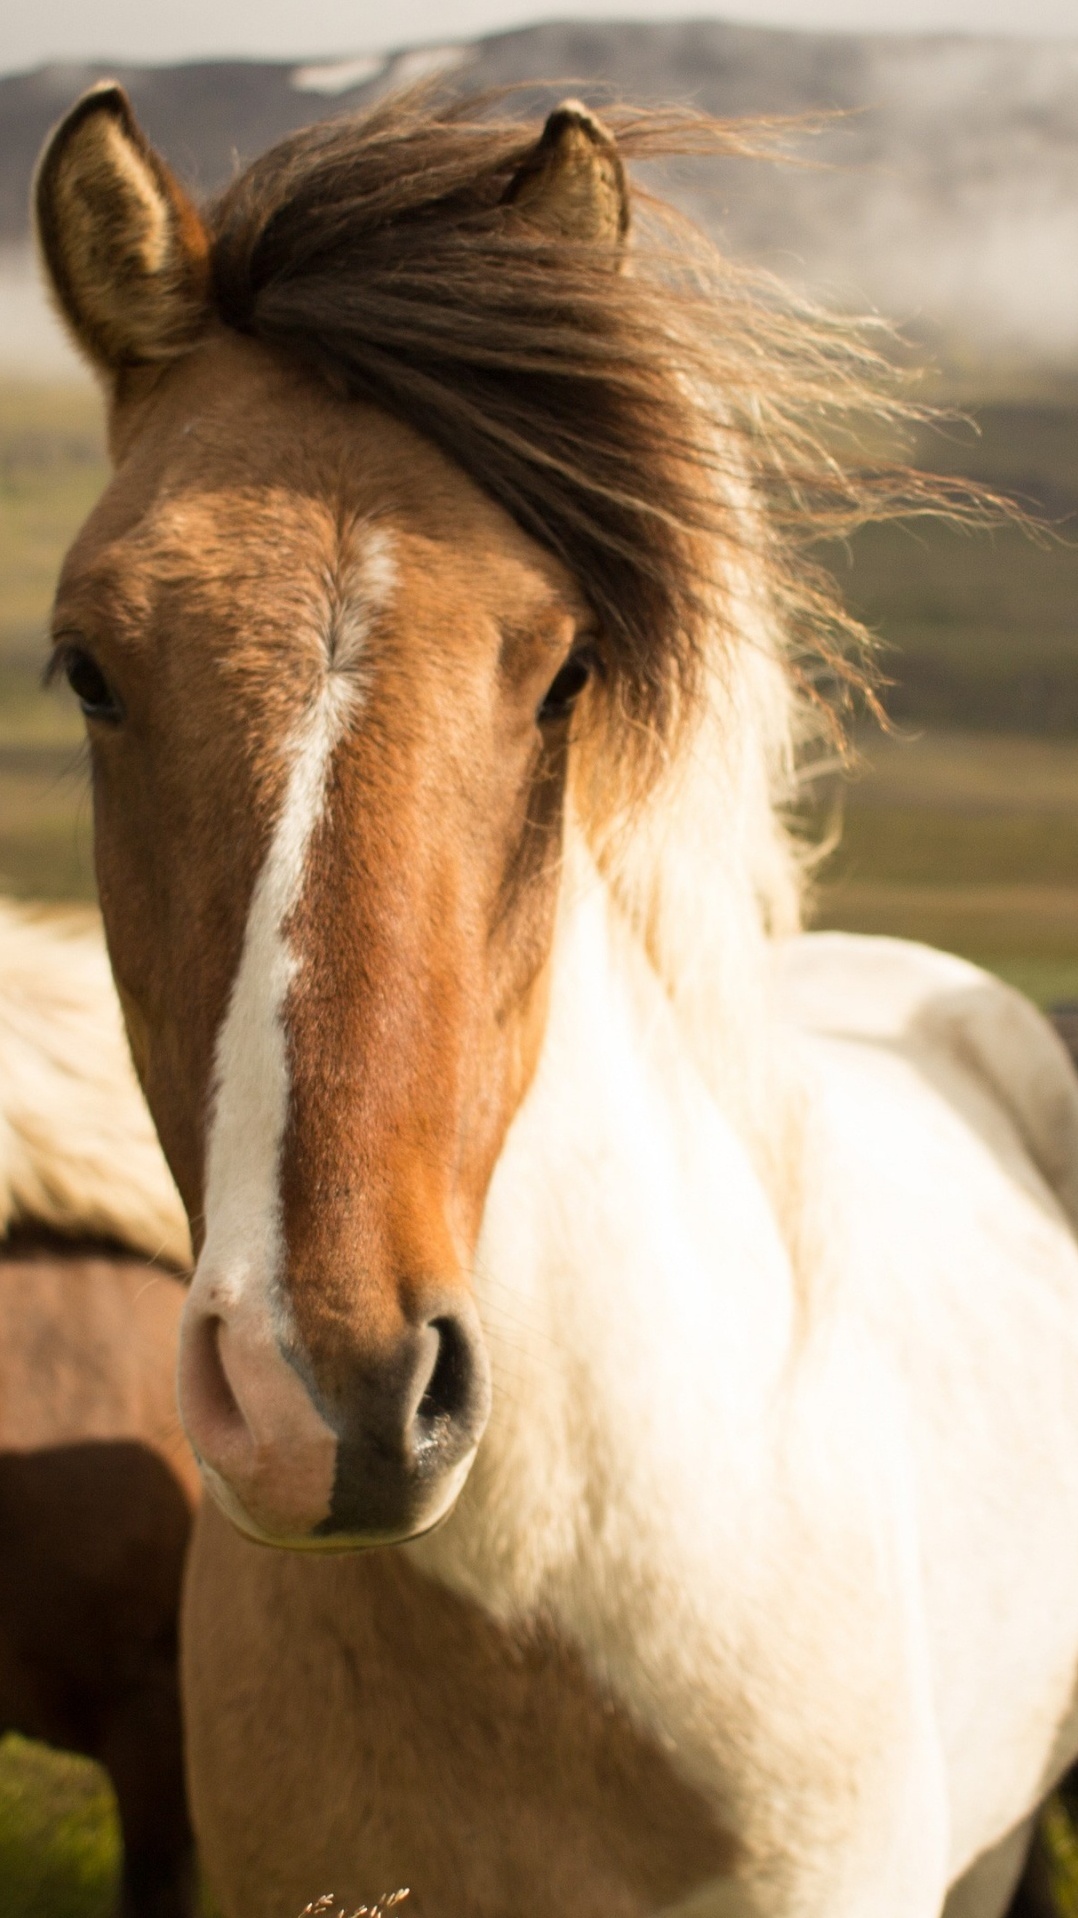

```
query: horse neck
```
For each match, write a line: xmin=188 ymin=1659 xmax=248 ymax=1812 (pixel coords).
xmin=410 ymin=718 xmax=809 ymax=1624
xmin=587 ymin=591 xmax=810 ymax=1209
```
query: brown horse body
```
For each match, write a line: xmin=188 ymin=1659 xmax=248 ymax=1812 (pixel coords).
xmin=0 ymin=1235 xmax=197 ymax=1918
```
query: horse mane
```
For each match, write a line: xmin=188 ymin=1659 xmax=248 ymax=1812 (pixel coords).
xmin=0 ymin=901 xmax=189 ymax=1266
xmin=207 ymin=88 xmax=955 ymax=770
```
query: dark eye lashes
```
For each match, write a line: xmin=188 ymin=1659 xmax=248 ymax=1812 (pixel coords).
xmin=47 ymin=643 xmax=123 ymax=724
xmin=538 ymin=650 xmax=595 ymax=725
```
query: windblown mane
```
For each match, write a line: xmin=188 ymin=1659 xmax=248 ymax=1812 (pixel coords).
xmin=207 ymin=88 xmax=952 ymax=775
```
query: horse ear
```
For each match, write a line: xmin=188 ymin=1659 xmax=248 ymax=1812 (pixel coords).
xmin=34 ymin=83 xmax=210 ymax=377
xmin=505 ymin=101 xmax=630 ymax=254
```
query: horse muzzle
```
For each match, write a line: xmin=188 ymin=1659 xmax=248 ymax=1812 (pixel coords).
xmin=177 ymin=1272 xmax=491 ymax=1548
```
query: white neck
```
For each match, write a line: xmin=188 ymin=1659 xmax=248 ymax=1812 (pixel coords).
xmin=410 ymin=841 xmax=799 ymax=1748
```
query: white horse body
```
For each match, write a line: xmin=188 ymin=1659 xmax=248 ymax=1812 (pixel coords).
xmin=408 ymin=878 xmax=1078 ymax=1916
xmin=8 ymin=880 xmax=1076 ymax=1914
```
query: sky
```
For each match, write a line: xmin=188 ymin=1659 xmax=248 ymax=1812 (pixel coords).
xmin=4 ymin=0 xmax=1078 ymax=75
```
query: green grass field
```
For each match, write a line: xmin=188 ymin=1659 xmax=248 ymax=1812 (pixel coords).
xmin=825 ymin=389 xmax=1078 ymax=732
xmin=0 ymin=1735 xmax=219 ymax=1916
xmin=2 ymin=376 xmax=1078 ymax=1909
xmin=0 ymin=1737 xmax=119 ymax=1918
xmin=811 ymin=728 xmax=1078 ymax=1004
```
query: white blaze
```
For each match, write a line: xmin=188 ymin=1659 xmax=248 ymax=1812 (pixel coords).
xmin=195 ymin=532 xmax=395 ymax=1321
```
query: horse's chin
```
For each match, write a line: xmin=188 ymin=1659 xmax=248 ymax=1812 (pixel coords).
xmin=198 ymin=1450 xmax=476 ymax=1554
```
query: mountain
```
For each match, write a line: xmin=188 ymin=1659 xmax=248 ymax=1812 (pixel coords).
xmin=3 ymin=22 xmax=1078 ymax=374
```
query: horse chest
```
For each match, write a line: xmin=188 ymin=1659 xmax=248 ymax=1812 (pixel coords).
xmin=185 ymin=1501 xmax=741 ymax=1918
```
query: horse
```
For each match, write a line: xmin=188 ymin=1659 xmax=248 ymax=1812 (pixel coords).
xmin=0 ymin=900 xmax=197 ymax=1918
xmin=31 ymin=78 xmax=1078 ymax=1918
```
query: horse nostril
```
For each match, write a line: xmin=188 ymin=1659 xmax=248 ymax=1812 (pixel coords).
xmin=415 ymin=1315 xmax=472 ymax=1444
xmin=313 ymin=1303 xmax=492 ymax=1539
xmin=182 ymin=1307 xmax=247 ymax=1445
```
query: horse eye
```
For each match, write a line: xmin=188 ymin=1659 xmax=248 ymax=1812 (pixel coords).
xmin=538 ymin=650 xmax=594 ymax=725
xmin=60 ymin=647 xmax=122 ymax=724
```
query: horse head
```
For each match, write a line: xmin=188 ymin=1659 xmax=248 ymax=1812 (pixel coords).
xmin=37 ymin=84 xmax=634 ymax=1548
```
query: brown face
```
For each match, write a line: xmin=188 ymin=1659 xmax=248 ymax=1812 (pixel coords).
xmin=50 ymin=333 xmax=596 ymax=1544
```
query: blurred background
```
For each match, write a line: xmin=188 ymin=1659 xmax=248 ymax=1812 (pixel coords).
xmin=6 ymin=2 xmax=1078 ymax=1008
xmin=2 ymin=0 xmax=1078 ymax=1908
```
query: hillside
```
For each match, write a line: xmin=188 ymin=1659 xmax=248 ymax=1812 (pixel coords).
xmin=5 ymin=23 xmax=1078 ymax=735
xmin=5 ymin=22 xmax=1078 ymax=370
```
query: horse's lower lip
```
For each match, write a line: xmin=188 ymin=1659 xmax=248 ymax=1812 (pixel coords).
xmin=198 ymin=1445 xmax=475 ymax=1553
